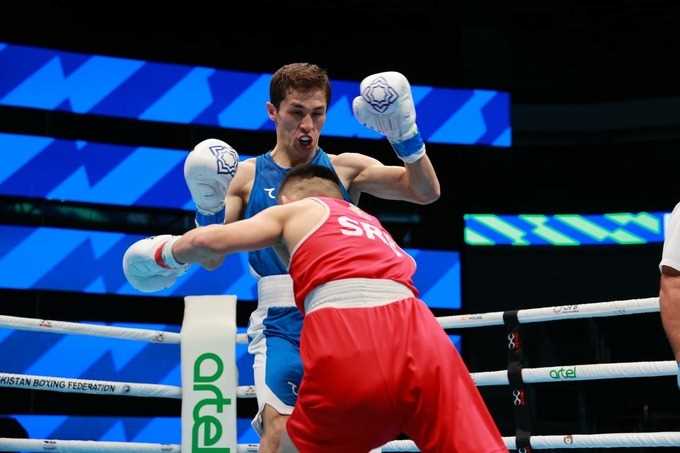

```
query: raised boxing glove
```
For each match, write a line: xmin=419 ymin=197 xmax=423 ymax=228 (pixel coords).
xmin=352 ymin=72 xmax=426 ymax=164
xmin=184 ymin=138 xmax=239 ymax=226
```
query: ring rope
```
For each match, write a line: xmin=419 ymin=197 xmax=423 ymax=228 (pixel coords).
xmin=0 ymin=297 xmax=659 ymax=343
xmin=0 ymin=372 xmax=256 ymax=399
xmin=0 ymin=315 xmax=179 ymax=343
xmin=0 ymin=438 xmax=182 ymax=452
xmin=437 ymin=297 xmax=658 ymax=329
xmin=3 ymin=432 xmax=680 ymax=452
xmin=472 ymin=360 xmax=677 ymax=386
xmin=509 ymin=432 xmax=680 ymax=449
xmin=2 ymin=357 xmax=674 ymax=401
xmin=0 ymin=315 xmax=249 ymax=344
xmin=381 ymin=431 xmax=680 ymax=450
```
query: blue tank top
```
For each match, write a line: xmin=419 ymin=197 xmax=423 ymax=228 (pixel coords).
xmin=244 ymin=149 xmax=352 ymax=277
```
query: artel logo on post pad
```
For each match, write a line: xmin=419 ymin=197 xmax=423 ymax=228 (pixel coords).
xmin=192 ymin=352 xmax=232 ymax=452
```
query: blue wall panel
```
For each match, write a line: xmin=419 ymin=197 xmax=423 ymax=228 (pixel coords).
xmin=0 ymin=226 xmax=460 ymax=308
xmin=12 ymin=415 xmax=259 ymax=444
xmin=0 ymin=132 xmax=256 ymax=211
xmin=0 ymin=43 xmax=511 ymax=147
xmin=2 ymin=324 xmax=258 ymax=442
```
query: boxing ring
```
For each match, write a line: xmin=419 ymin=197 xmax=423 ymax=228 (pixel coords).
xmin=1 ymin=295 xmax=679 ymax=451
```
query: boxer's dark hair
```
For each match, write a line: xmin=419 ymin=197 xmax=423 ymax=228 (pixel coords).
xmin=280 ymin=164 xmax=341 ymax=190
xmin=270 ymin=63 xmax=331 ymax=109
xmin=278 ymin=164 xmax=342 ymax=200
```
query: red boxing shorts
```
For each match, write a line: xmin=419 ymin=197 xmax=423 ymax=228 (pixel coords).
xmin=287 ymin=291 xmax=505 ymax=452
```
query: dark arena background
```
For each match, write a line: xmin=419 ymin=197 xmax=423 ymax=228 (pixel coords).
xmin=1 ymin=1 xmax=680 ymax=452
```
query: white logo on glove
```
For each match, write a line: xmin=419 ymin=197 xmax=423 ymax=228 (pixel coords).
xmin=209 ymin=145 xmax=239 ymax=177
xmin=361 ymin=76 xmax=399 ymax=113
xmin=264 ymin=188 xmax=276 ymax=199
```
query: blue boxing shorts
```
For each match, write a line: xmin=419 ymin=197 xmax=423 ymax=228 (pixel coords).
xmin=246 ymin=275 xmax=303 ymax=435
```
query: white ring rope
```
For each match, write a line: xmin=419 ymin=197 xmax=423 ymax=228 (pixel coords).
xmin=0 ymin=438 xmax=182 ymax=453
xmin=3 ymin=433 xmax=680 ymax=452
xmin=0 ymin=315 xmax=248 ymax=344
xmin=381 ymin=431 xmax=680 ymax=450
xmin=0 ymin=297 xmax=660 ymax=346
xmin=509 ymin=432 xmax=680 ymax=449
xmin=0 ymin=372 xmax=256 ymax=399
xmin=437 ymin=296 xmax=659 ymax=329
xmin=472 ymin=360 xmax=677 ymax=386
xmin=0 ymin=297 xmax=660 ymax=344
xmin=5 ymin=360 xmax=673 ymax=402
xmin=0 ymin=315 xmax=180 ymax=343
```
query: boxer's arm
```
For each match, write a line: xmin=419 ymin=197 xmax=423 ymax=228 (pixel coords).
xmin=335 ymin=152 xmax=440 ymax=205
xmin=659 ymin=201 xmax=680 ymax=386
xmin=224 ymin=158 xmax=254 ymax=224
xmin=198 ymin=159 xmax=252 ymax=270
xmin=660 ymin=266 xmax=680 ymax=362
xmin=349 ymin=72 xmax=440 ymax=204
xmin=172 ymin=205 xmax=287 ymax=265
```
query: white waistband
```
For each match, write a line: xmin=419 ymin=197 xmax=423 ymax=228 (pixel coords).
xmin=304 ymin=278 xmax=414 ymax=314
xmin=257 ymin=274 xmax=295 ymax=308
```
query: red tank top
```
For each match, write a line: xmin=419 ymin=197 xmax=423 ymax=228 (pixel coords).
xmin=289 ymin=197 xmax=418 ymax=311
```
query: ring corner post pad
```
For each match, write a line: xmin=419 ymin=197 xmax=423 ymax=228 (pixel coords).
xmin=181 ymin=295 xmax=238 ymax=453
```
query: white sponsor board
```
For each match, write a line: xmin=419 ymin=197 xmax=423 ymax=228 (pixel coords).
xmin=181 ymin=295 xmax=237 ymax=452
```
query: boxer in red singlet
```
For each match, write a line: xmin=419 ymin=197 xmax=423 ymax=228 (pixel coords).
xmin=127 ymin=164 xmax=506 ymax=453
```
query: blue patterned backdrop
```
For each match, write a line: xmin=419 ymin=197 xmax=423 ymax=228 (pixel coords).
xmin=0 ymin=132 xmax=461 ymax=307
xmin=10 ymin=415 xmax=263 ymax=445
xmin=0 ymin=40 xmax=467 ymax=445
xmin=0 ymin=132 xmax=250 ymax=210
xmin=0 ymin=225 xmax=460 ymax=308
xmin=0 ymin=43 xmax=511 ymax=147
xmin=1 ymin=324 xmax=259 ymax=442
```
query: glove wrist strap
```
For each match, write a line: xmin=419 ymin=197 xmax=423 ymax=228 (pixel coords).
xmin=390 ymin=131 xmax=426 ymax=164
xmin=195 ymin=207 xmax=226 ymax=227
xmin=155 ymin=236 xmax=187 ymax=270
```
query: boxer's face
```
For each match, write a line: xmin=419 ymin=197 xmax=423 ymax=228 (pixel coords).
xmin=268 ymin=88 xmax=327 ymax=158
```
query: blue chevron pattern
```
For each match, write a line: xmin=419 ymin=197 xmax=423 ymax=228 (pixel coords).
xmin=465 ymin=212 xmax=666 ymax=246
xmin=3 ymin=327 xmax=460 ymax=443
xmin=0 ymin=43 xmax=511 ymax=147
xmin=12 ymin=415 xmax=260 ymax=444
xmin=408 ymin=249 xmax=461 ymax=309
xmin=1 ymin=324 xmax=258 ymax=442
xmin=0 ymin=226 xmax=459 ymax=307
xmin=0 ymin=132 xmax=256 ymax=210
xmin=0 ymin=225 xmax=258 ymax=299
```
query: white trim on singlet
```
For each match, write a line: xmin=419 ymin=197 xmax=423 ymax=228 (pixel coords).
xmin=287 ymin=197 xmax=331 ymax=271
xmin=304 ymin=278 xmax=415 ymax=314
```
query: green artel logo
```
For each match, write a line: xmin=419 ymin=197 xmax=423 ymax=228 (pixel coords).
xmin=192 ymin=352 xmax=232 ymax=452
xmin=549 ymin=367 xmax=577 ymax=379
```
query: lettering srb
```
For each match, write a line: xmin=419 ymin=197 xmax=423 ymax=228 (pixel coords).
xmin=338 ymin=215 xmax=403 ymax=257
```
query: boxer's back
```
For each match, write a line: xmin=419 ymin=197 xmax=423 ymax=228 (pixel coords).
xmin=289 ymin=196 xmax=417 ymax=310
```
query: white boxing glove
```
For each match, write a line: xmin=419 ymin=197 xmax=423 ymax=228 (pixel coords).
xmin=184 ymin=138 xmax=239 ymax=226
xmin=352 ymin=72 xmax=426 ymax=164
xmin=122 ymin=235 xmax=189 ymax=293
